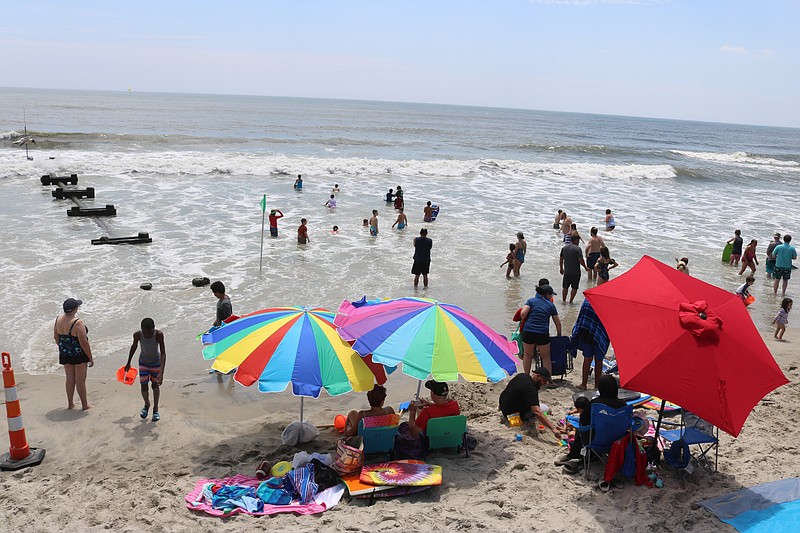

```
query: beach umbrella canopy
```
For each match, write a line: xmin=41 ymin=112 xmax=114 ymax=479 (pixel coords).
xmin=201 ymin=306 xmax=387 ymax=398
xmin=334 ymin=297 xmax=518 ymax=383
xmin=584 ymin=255 xmax=788 ymax=437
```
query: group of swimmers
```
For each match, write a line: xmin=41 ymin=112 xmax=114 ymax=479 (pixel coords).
xmin=269 ymin=178 xmax=437 ymax=243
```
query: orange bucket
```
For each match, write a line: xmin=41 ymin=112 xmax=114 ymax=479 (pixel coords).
xmin=116 ymin=366 xmax=138 ymax=385
xmin=334 ymin=414 xmax=346 ymax=433
xmin=744 ymin=295 xmax=755 ymax=307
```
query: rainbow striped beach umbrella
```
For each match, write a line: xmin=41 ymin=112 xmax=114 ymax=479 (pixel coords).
xmin=201 ymin=307 xmax=387 ymax=399
xmin=334 ymin=297 xmax=518 ymax=383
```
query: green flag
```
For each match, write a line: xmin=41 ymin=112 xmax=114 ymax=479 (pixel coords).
xmin=260 ymin=194 xmax=266 ymax=213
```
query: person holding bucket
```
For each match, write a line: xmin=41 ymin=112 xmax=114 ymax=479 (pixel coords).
xmin=125 ymin=318 xmax=166 ymax=421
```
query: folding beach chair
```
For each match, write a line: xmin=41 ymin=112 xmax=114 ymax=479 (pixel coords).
xmin=577 ymin=403 xmax=633 ymax=480
xmin=660 ymin=411 xmax=719 ymax=474
xmin=425 ymin=415 xmax=469 ymax=458
xmin=358 ymin=414 xmax=401 ymax=457
xmin=549 ymin=335 xmax=572 ymax=380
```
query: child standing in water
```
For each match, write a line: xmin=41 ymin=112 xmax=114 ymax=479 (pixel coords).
xmin=773 ymin=298 xmax=792 ymax=341
xmin=500 ymin=243 xmax=515 ymax=279
xmin=392 ymin=208 xmax=408 ymax=230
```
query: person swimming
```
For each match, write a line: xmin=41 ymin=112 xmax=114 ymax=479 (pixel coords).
xmin=605 ymin=209 xmax=615 ymax=231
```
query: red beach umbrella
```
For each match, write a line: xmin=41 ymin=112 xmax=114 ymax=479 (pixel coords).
xmin=584 ymin=256 xmax=788 ymax=437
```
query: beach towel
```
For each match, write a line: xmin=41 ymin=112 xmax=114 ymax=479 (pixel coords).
xmin=185 ymin=474 xmax=343 ymax=517
xmin=699 ymin=478 xmax=800 ymax=532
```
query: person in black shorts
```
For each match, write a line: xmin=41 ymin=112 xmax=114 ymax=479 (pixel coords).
xmin=412 ymin=228 xmax=433 ymax=288
xmin=560 ymin=235 xmax=589 ymax=303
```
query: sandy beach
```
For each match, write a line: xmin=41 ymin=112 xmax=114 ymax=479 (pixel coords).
xmin=1 ymin=326 xmax=796 ymax=533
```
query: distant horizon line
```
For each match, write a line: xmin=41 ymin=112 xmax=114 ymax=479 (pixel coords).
xmin=1 ymin=85 xmax=797 ymax=131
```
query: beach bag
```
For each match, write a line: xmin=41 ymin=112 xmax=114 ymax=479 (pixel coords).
xmin=310 ymin=458 xmax=340 ymax=492
xmin=333 ymin=436 xmax=364 ymax=475
xmin=664 ymin=438 xmax=691 ymax=470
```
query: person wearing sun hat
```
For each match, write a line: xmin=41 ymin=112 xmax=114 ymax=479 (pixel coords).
xmin=53 ymin=298 xmax=94 ymax=410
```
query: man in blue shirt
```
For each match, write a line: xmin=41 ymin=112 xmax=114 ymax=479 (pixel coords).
xmin=771 ymin=234 xmax=797 ymax=295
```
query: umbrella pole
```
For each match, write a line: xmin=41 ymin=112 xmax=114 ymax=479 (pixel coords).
xmin=415 ymin=380 xmax=422 ymax=401
xmin=300 ymin=396 xmax=304 ymax=424
xmin=654 ymin=402 xmax=666 ymax=441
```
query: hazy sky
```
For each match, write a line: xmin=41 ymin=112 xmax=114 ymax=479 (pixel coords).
xmin=2 ymin=0 xmax=799 ymax=127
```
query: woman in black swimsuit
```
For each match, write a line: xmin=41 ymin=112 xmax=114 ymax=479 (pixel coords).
xmin=594 ymin=247 xmax=618 ymax=285
xmin=53 ymin=298 xmax=94 ymax=410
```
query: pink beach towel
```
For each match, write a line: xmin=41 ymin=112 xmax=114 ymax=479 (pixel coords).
xmin=185 ymin=474 xmax=343 ymax=517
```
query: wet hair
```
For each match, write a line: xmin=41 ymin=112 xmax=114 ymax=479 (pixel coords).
xmin=745 ymin=275 xmax=755 ymax=283
xmin=599 ymin=246 xmax=610 ymax=259
xmin=509 ymin=243 xmax=515 ymax=252
xmin=297 ymin=174 xmax=302 ymax=178
xmin=591 ymin=227 xmax=598 ymax=236
xmin=571 ymin=223 xmax=577 ymax=230
xmin=362 ymin=218 xmax=368 ymax=224
xmin=574 ymin=396 xmax=590 ymax=411
xmin=735 ymin=229 xmax=741 ymax=236
xmin=270 ymin=209 xmax=276 ymax=215
xmin=141 ymin=317 xmax=155 ymax=331
xmin=606 ymin=209 xmax=612 ymax=214
xmin=372 ymin=209 xmax=378 ymax=216
xmin=781 ymin=298 xmax=793 ymax=312
xmin=427 ymin=201 xmax=432 ymax=206
xmin=750 ymin=239 xmax=758 ymax=245
xmin=334 ymin=183 xmax=338 ymax=187
xmin=597 ymin=374 xmax=619 ymax=399
xmin=367 ymin=384 xmax=387 ymax=407
xmin=332 ymin=225 xmax=338 ymax=231
xmin=330 ymin=194 xmax=335 ymax=199
xmin=301 ymin=218 xmax=307 ymax=224
xmin=557 ymin=209 xmax=563 ymax=214
xmin=388 ymin=188 xmax=393 ymax=193
xmin=680 ymin=257 xmax=689 ymax=264
xmin=210 ymin=281 xmax=225 ymax=294
xmin=516 ymin=232 xmax=524 ymax=240
xmin=420 ymin=228 xmax=428 ymax=236
xmin=537 ymin=278 xmax=550 ymax=288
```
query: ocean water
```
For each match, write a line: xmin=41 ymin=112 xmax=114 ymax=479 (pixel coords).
xmin=1 ymin=87 xmax=798 ymax=385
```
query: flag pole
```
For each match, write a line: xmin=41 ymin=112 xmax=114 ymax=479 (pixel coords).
xmin=259 ymin=194 xmax=266 ymax=273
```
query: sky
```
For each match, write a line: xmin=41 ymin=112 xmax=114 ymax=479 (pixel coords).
xmin=1 ymin=0 xmax=799 ymax=128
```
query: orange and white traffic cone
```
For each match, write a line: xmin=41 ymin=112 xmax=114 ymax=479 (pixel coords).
xmin=1 ymin=352 xmax=46 ymax=470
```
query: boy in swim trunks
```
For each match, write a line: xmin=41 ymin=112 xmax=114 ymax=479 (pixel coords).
xmin=298 ymin=218 xmax=310 ymax=244
xmin=728 ymin=229 xmax=743 ymax=266
xmin=125 ymin=318 xmax=166 ymax=422
xmin=392 ymin=208 xmax=408 ymax=230
xmin=268 ymin=209 xmax=284 ymax=237
xmin=369 ymin=209 xmax=379 ymax=236
xmin=585 ymin=227 xmax=605 ymax=282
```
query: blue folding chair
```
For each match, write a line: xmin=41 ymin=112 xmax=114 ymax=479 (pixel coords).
xmin=577 ymin=403 xmax=633 ymax=480
xmin=549 ymin=335 xmax=572 ymax=380
xmin=660 ymin=412 xmax=718 ymax=474
xmin=358 ymin=414 xmax=400 ymax=457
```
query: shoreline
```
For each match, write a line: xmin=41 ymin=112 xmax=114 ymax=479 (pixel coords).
xmin=2 ymin=327 xmax=797 ymax=532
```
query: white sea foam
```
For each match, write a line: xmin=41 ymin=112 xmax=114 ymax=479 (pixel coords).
xmin=0 ymin=149 xmax=677 ymax=183
xmin=671 ymin=149 xmax=800 ymax=172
